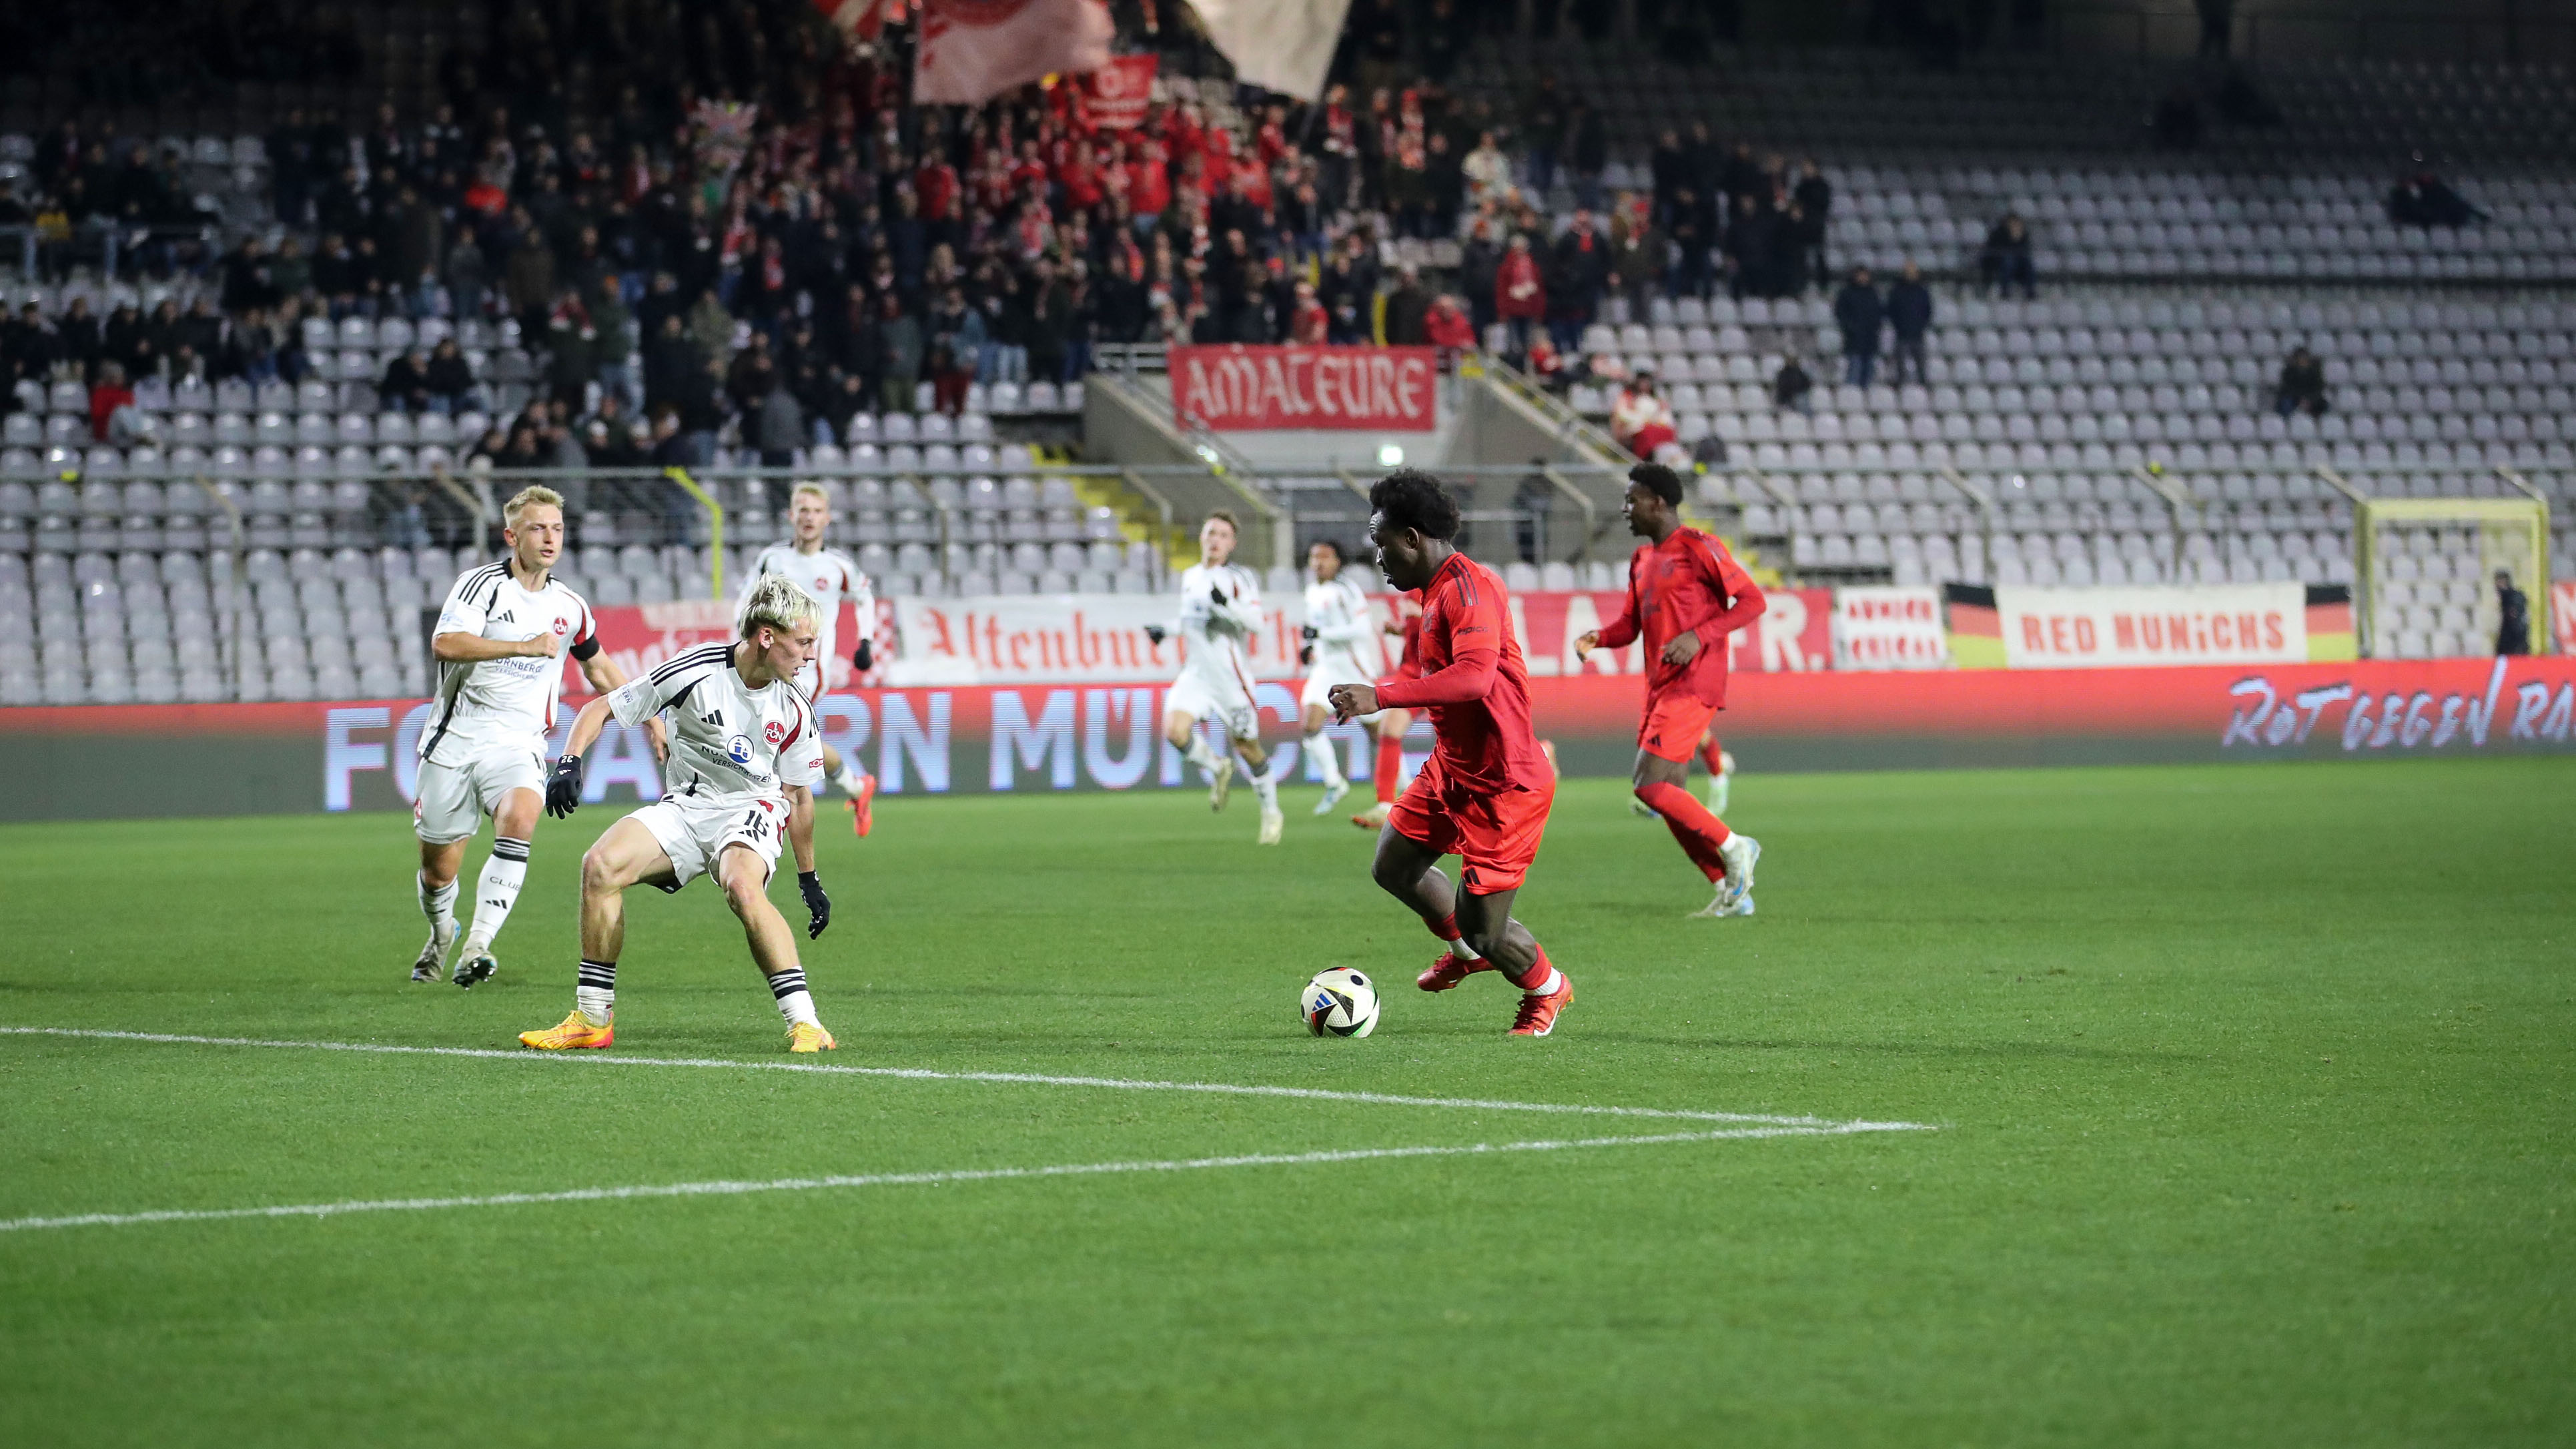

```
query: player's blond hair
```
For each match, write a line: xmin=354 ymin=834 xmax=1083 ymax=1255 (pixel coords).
xmin=739 ymin=573 xmax=822 ymax=639
xmin=789 ymin=482 xmax=831 ymax=510
xmin=502 ymin=485 xmax=565 ymax=529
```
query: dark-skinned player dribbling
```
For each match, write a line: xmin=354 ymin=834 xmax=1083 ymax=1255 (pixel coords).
xmin=1329 ymin=469 xmax=1574 ymax=1037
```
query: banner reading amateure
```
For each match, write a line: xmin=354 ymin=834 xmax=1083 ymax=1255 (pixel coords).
xmin=1170 ymin=345 xmax=1438 ymax=432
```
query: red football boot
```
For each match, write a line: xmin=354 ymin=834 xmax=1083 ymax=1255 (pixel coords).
xmin=1509 ymin=973 xmax=1575 ymax=1037
xmin=848 ymin=773 xmax=877 ymax=838
xmin=1417 ymin=950 xmax=1490 ymax=993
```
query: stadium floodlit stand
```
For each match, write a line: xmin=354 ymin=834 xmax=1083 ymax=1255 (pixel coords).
xmin=0 ymin=1 xmax=2567 ymax=707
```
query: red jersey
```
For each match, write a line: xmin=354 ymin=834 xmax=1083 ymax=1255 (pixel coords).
xmin=1373 ymin=553 xmax=1551 ymax=795
xmin=1388 ymin=590 xmax=1424 ymax=680
xmin=1595 ymin=527 xmax=1767 ymax=707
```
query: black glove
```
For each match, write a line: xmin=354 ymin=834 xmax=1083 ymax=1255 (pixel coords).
xmin=853 ymin=636 xmax=873 ymax=671
xmin=544 ymin=755 xmax=584 ymax=818
xmin=799 ymin=871 xmax=831 ymax=939
xmin=1144 ymin=624 xmax=1166 ymax=644
xmin=1300 ymin=644 xmax=1315 ymax=666
xmin=1300 ymin=625 xmax=1319 ymax=642
xmin=1210 ymin=585 xmax=1230 ymax=608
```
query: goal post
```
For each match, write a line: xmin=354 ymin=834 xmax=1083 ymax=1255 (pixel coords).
xmin=2354 ymin=496 xmax=2551 ymax=658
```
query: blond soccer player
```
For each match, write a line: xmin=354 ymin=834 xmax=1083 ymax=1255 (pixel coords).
xmin=520 ymin=576 xmax=840 ymax=1053
xmin=412 ymin=485 xmax=655 ymax=987
xmin=734 ymin=482 xmax=881 ymax=835
xmin=1146 ymin=511 xmax=1285 ymax=845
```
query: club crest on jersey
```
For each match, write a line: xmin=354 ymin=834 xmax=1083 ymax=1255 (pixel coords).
xmin=725 ymin=734 xmax=756 ymax=767
xmin=552 ymin=616 xmax=569 ymax=634
xmin=764 ymin=719 xmax=787 ymax=745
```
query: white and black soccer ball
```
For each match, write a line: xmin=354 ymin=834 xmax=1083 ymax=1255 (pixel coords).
xmin=1303 ymin=967 xmax=1380 ymax=1039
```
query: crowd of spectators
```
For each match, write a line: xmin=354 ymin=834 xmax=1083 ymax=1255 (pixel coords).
xmin=0 ymin=0 xmax=2082 ymax=475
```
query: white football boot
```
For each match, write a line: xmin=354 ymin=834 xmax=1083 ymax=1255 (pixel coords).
xmin=411 ymin=922 xmax=456 ymax=983
xmin=1313 ymin=779 xmax=1349 ymax=816
xmin=1717 ymin=833 xmax=1761 ymax=910
xmin=1206 ymin=755 xmax=1234 ymax=812
xmin=1257 ymin=807 xmax=1284 ymax=845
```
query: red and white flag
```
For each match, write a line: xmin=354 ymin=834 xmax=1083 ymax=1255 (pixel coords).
xmin=1082 ymin=53 xmax=1159 ymax=130
xmin=1186 ymin=0 xmax=1354 ymax=100
xmin=913 ymin=0 xmax=1114 ymax=105
xmin=812 ymin=0 xmax=887 ymax=43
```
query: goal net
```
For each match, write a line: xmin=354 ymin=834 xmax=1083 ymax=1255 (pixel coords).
xmin=2355 ymin=496 xmax=2550 ymax=659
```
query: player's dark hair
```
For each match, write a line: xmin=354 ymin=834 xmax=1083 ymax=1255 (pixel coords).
xmin=1311 ymin=538 xmax=1345 ymax=564
xmin=1369 ymin=469 xmax=1460 ymax=542
xmin=1204 ymin=509 xmax=1239 ymax=534
xmin=1630 ymin=462 xmax=1685 ymax=508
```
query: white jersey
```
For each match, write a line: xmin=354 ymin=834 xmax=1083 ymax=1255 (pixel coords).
xmin=421 ymin=562 xmax=598 ymax=766
xmin=736 ymin=542 xmax=871 ymax=690
xmin=1302 ymin=572 xmax=1381 ymax=683
xmin=608 ymin=643 xmax=824 ymax=807
xmin=1172 ymin=560 xmax=1263 ymax=692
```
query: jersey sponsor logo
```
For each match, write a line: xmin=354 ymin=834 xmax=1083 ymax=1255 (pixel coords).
xmin=764 ymin=718 xmax=787 ymax=745
xmin=725 ymin=734 xmax=756 ymax=767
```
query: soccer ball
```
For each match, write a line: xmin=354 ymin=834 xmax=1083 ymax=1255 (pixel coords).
xmin=1302 ymin=968 xmax=1380 ymax=1038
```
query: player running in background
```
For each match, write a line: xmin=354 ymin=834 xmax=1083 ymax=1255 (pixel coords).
xmin=1330 ymin=470 xmax=1573 ymax=1037
xmin=1146 ymin=511 xmax=1285 ymax=845
xmin=412 ymin=485 xmax=657 ymax=988
xmin=1577 ymin=463 xmax=1767 ymax=918
xmin=1349 ymin=588 xmax=1422 ymax=832
xmin=520 ymin=576 xmax=840 ymax=1053
xmin=735 ymin=483 xmax=879 ymax=836
xmin=1295 ymin=539 xmax=1383 ymax=817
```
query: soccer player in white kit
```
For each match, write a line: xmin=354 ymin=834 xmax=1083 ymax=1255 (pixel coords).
xmin=412 ymin=486 xmax=657 ymax=988
xmin=518 ymin=575 xmax=841 ymax=1053
xmin=1295 ymin=539 xmax=1384 ymax=816
xmin=733 ymin=483 xmax=880 ymax=836
xmin=1146 ymin=511 xmax=1285 ymax=845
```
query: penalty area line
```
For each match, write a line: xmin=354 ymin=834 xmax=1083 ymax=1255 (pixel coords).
xmin=0 ymin=1025 xmax=1936 ymax=1131
xmin=0 ymin=1123 xmax=1929 ymax=1234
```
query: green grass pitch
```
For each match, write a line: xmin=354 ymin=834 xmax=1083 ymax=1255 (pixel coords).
xmin=1 ymin=759 xmax=2570 ymax=1446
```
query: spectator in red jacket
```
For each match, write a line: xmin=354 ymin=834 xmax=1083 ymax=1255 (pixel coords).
xmin=1424 ymin=294 xmax=1476 ymax=360
xmin=1289 ymin=281 xmax=1329 ymax=344
xmin=1495 ymin=233 xmax=1546 ymax=359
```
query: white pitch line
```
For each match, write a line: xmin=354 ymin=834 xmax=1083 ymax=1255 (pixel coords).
xmin=0 ymin=1026 xmax=1934 ymax=1131
xmin=0 ymin=1123 xmax=1928 ymax=1235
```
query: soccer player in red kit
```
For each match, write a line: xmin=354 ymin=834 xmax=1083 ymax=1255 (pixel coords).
xmin=1330 ymin=470 xmax=1573 ymax=1037
xmin=1577 ymin=463 xmax=1768 ymax=917
xmin=1350 ymin=586 xmax=1422 ymax=831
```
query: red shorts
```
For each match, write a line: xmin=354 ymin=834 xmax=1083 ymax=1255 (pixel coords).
xmin=1388 ymin=757 xmax=1555 ymax=895
xmin=1637 ymin=690 xmax=1718 ymax=763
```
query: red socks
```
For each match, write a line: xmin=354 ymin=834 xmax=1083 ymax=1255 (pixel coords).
xmin=1637 ymin=781 xmax=1731 ymax=883
xmin=1699 ymin=733 xmax=1727 ymax=775
xmin=1374 ymin=732 xmax=1402 ymax=804
xmin=1426 ymin=913 xmax=1460 ymax=944
xmin=1508 ymin=945 xmax=1557 ymax=993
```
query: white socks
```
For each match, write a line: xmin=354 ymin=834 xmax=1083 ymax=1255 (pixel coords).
xmin=418 ymin=873 xmax=457 ymax=941
xmin=830 ymin=759 xmax=868 ymax=796
xmin=462 ymin=837 xmax=529 ymax=953
xmin=1452 ymin=935 xmax=1485 ymax=961
xmin=1248 ymin=759 xmax=1280 ymax=811
xmin=576 ymin=960 xmax=616 ymax=1027
xmin=1183 ymin=735 xmax=1225 ymax=781
xmin=768 ymin=968 xmax=820 ymax=1027
xmin=1302 ymin=730 xmax=1348 ymax=789
xmin=1524 ymin=965 xmax=1565 ymax=997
